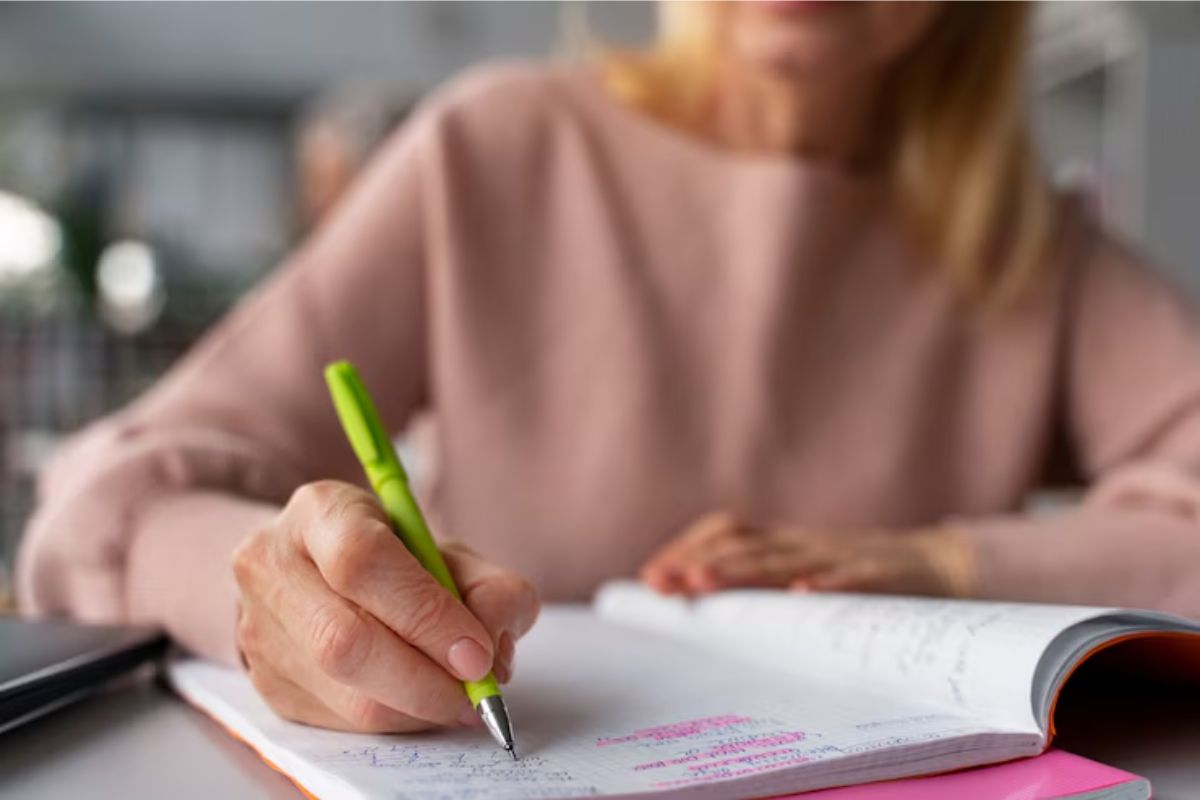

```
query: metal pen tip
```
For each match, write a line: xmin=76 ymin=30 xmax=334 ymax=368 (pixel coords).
xmin=477 ymin=694 xmax=518 ymax=761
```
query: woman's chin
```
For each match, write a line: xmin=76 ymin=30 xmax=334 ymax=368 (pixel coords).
xmin=730 ymin=28 xmax=859 ymax=81
xmin=752 ymin=0 xmax=850 ymax=17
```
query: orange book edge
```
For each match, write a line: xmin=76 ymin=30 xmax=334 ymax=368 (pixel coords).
xmin=1045 ymin=629 xmax=1200 ymax=741
xmin=178 ymin=694 xmax=322 ymax=800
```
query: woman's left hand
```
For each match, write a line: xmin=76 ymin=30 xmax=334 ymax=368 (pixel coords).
xmin=639 ymin=512 xmax=976 ymax=598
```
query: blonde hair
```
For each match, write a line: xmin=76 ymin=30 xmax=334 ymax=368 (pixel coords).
xmin=601 ymin=2 xmax=1058 ymax=306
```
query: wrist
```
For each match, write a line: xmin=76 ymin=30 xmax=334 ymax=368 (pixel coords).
xmin=909 ymin=525 xmax=979 ymax=598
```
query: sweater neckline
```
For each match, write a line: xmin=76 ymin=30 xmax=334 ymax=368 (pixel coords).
xmin=562 ymin=63 xmax=889 ymax=199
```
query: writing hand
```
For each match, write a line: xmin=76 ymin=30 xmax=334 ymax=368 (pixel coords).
xmin=232 ymin=480 xmax=539 ymax=732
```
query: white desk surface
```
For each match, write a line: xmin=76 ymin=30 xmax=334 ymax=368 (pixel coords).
xmin=1 ymin=675 xmax=1198 ymax=799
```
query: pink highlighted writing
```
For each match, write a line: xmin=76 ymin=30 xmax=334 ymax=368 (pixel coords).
xmin=596 ymin=715 xmax=754 ymax=747
xmin=632 ymin=732 xmax=807 ymax=771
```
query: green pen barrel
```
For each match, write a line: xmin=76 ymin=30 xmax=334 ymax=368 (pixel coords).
xmin=376 ymin=478 xmax=502 ymax=706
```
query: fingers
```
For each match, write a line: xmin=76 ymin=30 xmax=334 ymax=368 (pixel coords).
xmin=639 ymin=511 xmax=958 ymax=599
xmin=699 ymin=548 xmax=810 ymax=589
xmin=241 ymin=604 xmax=428 ymax=732
xmin=293 ymin=482 xmax=497 ymax=684
xmin=643 ymin=519 xmax=842 ymax=593
xmin=442 ymin=542 xmax=540 ymax=683
xmin=241 ymin=535 xmax=471 ymax=727
xmin=693 ymin=531 xmax=844 ymax=590
xmin=444 ymin=542 xmax=540 ymax=639
xmin=234 ymin=480 xmax=549 ymax=734
xmin=805 ymin=560 xmax=890 ymax=593
xmin=641 ymin=512 xmax=745 ymax=594
xmin=639 ymin=519 xmax=899 ymax=594
xmin=804 ymin=533 xmax=955 ymax=596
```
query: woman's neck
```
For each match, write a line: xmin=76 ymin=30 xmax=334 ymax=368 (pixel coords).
xmin=702 ymin=61 xmax=882 ymax=167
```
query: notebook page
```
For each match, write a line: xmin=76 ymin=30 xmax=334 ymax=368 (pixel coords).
xmin=595 ymin=584 xmax=1114 ymax=733
xmin=169 ymin=608 xmax=1037 ymax=800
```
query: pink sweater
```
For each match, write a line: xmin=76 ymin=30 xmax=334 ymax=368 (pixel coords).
xmin=18 ymin=63 xmax=1200 ymax=665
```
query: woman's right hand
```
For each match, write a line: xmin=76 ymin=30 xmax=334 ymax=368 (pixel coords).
xmin=231 ymin=480 xmax=540 ymax=733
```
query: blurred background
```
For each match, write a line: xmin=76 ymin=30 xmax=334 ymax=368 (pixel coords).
xmin=0 ymin=1 xmax=1198 ymax=601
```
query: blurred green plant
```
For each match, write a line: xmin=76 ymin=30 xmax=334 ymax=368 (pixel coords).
xmin=0 ymin=109 xmax=13 ymax=187
xmin=52 ymin=173 xmax=111 ymax=304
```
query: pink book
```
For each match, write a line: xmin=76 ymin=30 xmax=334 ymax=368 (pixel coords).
xmin=773 ymin=750 xmax=1150 ymax=800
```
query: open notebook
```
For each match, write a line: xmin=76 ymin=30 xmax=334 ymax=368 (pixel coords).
xmin=169 ymin=583 xmax=1198 ymax=799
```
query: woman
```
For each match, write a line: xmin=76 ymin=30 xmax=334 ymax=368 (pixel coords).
xmin=18 ymin=2 xmax=1200 ymax=734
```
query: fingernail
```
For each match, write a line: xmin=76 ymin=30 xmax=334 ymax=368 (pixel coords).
xmin=447 ymin=638 xmax=492 ymax=682
xmin=458 ymin=705 xmax=484 ymax=728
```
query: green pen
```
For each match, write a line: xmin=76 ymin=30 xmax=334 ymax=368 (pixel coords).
xmin=324 ymin=360 xmax=517 ymax=760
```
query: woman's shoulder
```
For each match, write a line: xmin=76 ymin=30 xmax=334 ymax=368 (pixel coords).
xmin=1057 ymin=195 xmax=1191 ymax=306
xmin=426 ymin=59 xmax=585 ymax=111
xmin=1046 ymin=193 xmax=1200 ymax=349
xmin=410 ymin=59 xmax=599 ymax=152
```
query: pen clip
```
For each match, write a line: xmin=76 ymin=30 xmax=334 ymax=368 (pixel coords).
xmin=324 ymin=360 xmax=408 ymax=483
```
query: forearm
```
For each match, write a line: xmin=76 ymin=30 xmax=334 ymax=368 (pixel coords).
xmin=965 ymin=508 xmax=1200 ymax=617
xmin=127 ymin=491 xmax=279 ymax=666
xmin=17 ymin=417 xmax=302 ymax=660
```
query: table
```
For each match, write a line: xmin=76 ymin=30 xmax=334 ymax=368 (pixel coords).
xmin=1 ymin=676 xmax=1197 ymax=799
xmin=0 ymin=679 xmax=297 ymax=799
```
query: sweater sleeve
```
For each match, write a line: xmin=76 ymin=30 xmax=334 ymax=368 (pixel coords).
xmin=968 ymin=230 xmax=1200 ymax=618
xmin=16 ymin=105 xmax=439 ymax=664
